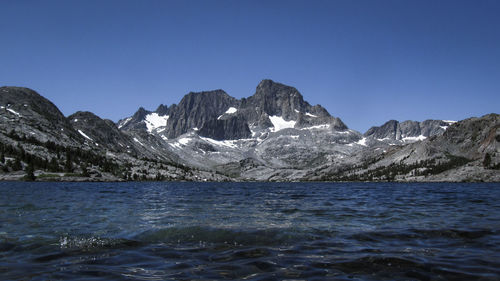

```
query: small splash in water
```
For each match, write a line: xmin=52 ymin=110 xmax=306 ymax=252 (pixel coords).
xmin=59 ymin=235 xmax=139 ymax=250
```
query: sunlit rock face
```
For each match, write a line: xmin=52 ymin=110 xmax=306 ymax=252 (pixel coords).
xmin=2 ymin=82 xmax=497 ymax=182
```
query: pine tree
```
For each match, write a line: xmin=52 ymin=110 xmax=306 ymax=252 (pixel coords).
xmin=64 ymin=150 xmax=73 ymax=172
xmin=483 ymin=153 xmax=491 ymax=168
xmin=12 ymin=158 xmax=22 ymax=171
xmin=80 ymin=163 xmax=90 ymax=177
xmin=49 ymin=157 xmax=59 ymax=172
xmin=24 ymin=164 xmax=36 ymax=181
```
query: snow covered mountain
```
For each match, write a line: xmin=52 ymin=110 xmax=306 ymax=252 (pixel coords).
xmin=116 ymin=80 xmax=366 ymax=178
xmin=0 ymin=81 xmax=498 ymax=182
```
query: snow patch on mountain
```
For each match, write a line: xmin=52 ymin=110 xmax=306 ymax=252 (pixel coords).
xmin=402 ymin=135 xmax=426 ymax=142
xmin=200 ymin=136 xmax=238 ymax=149
xmin=356 ymin=137 xmax=367 ymax=146
xmin=225 ymin=107 xmax=237 ymax=114
xmin=168 ymin=137 xmax=192 ymax=149
xmin=178 ymin=137 xmax=191 ymax=146
xmin=300 ymin=124 xmax=330 ymax=130
xmin=78 ymin=130 xmax=93 ymax=141
xmin=118 ymin=117 xmax=132 ymax=129
xmin=144 ymin=113 xmax=169 ymax=133
xmin=133 ymin=137 xmax=144 ymax=146
xmin=439 ymin=120 xmax=456 ymax=131
xmin=218 ymin=107 xmax=238 ymax=120
xmin=305 ymin=112 xmax=318 ymax=117
xmin=6 ymin=108 xmax=21 ymax=117
xmin=269 ymin=116 xmax=296 ymax=132
xmin=169 ymin=142 xmax=181 ymax=149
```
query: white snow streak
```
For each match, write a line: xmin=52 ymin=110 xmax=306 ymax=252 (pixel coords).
xmin=305 ymin=112 xmax=318 ymax=117
xmin=118 ymin=117 xmax=132 ymax=129
xmin=300 ymin=124 xmax=330 ymax=130
xmin=402 ymin=135 xmax=427 ymax=142
xmin=168 ymin=143 xmax=181 ymax=149
xmin=6 ymin=108 xmax=21 ymax=117
xmin=133 ymin=137 xmax=144 ymax=146
xmin=200 ymin=136 xmax=237 ymax=148
xmin=78 ymin=130 xmax=93 ymax=141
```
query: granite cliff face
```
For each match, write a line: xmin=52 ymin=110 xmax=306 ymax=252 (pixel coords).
xmin=240 ymin=79 xmax=346 ymax=130
xmin=0 ymin=81 xmax=498 ymax=182
xmin=165 ymin=90 xmax=239 ymax=139
xmin=198 ymin=115 xmax=251 ymax=140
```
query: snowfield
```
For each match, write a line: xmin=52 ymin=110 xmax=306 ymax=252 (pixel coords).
xmin=269 ymin=116 xmax=296 ymax=132
xmin=144 ymin=113 xmax=169 ymax=133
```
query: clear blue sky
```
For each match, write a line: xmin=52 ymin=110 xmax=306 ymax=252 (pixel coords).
xmin=1 ymin=0 xmax=499 ymax=132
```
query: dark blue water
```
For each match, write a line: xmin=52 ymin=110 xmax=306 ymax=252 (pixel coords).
xmin=1 ymin=182 xmax=499 ymax=280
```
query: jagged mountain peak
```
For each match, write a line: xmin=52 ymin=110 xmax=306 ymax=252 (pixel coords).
xmin=244 ymin=80 xmax=347 ymax=131
xmin=118 ymin=80 xmax=349 ymax=139
xmin=117 ymin=107 xmax=151 ymax=131
xmin=155 ymin=104 xmax=172 ymax=116
xmin=134 ymin=107 xmax=150 ymax=118
xmin=177 ymin=89 xmax=236 ymax=110
xmin=249 ymin=79 xmax=309 ymax=116
xmin=164 ymin=89 xmax=239 ymax=139
xmin=256 ymin=79 xmax=300 ymax=94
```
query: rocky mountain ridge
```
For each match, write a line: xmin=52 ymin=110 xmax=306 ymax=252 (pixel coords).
xmin=0 ymin=81 xmax=498 ymax=182
xmin=364 ymin=119 xmax=455 ymax=144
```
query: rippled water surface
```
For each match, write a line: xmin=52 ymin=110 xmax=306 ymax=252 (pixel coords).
xmin=1 ymin=182 xmax=500 ymax=280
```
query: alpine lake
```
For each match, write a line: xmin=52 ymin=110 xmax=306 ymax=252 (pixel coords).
xmin=1 ymin=182 xmax=499 ymax=280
